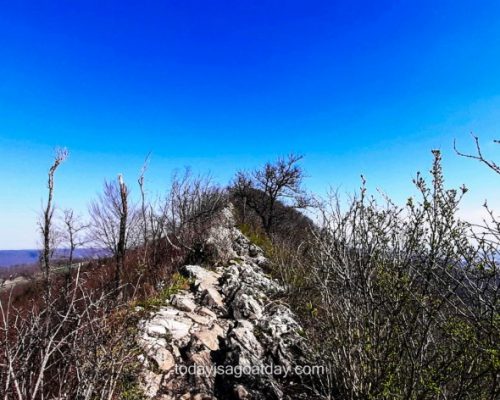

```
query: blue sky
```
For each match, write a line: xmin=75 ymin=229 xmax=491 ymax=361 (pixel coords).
xmin=1 ymin=1 xmax=500 ymax=249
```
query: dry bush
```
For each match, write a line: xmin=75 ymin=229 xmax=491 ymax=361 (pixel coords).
xmin=0 ymin=266 xmax=141 ymax=400
xmin=233 ymin=149 xmax=499 ymax=399
xmin=159 ymin=169 xmax=228 ymax=262
xmin=306 ymin=151 xmax=499 ymax=399
xmin=0 ymin=228 xmax=191 ymax=399
xmin=0 ymin=265 xmax=39 ymax=281
xmin=0 ymin=160 xmax=229 ymax=399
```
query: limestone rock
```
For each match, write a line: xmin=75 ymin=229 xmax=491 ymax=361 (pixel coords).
xmin=229 ymin=319 xmax=264 ymax=360
xmin=232 ymin=291 xmax=263 ymax=320
xmin=193 ymin=324 xmax=224 ymax=351
xmin=234 ymin=384 xmax=250 ymax=399
xmin=182 ymin=265 xmax=220 ymax=290
xmin=140 ymin=369 xmax=162 ymax=398
xmin=186 ymin=312 xmax=212 ymax=326
xmin=201 ymin=287 xmax=225 ymax=311
xmin=198 ymin=306 xmax=217 ymax=319
xmin=149 ymin=346 xmax=175 ymax=372
xmin=171 ymin=294 xmax=197 ymax=312
xmin=137 ymin=205 xmax=311 ymax=399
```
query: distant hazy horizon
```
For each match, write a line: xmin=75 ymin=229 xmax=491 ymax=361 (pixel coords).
xmin=0 ymin=248 xmax=109 ymax=268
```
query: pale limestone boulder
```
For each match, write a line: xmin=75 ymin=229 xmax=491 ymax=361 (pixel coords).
xmin=171 ymin=293 xmax=197 ymax=312
xmin=193 ymin=324 xmax=224 ymax=351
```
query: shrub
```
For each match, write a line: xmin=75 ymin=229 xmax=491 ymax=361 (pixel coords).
xmin=305 ymin=151 xmax=500 ymax=399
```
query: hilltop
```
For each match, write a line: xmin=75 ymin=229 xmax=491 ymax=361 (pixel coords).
xmin=0 ymin=150 xmax=498 ymax=400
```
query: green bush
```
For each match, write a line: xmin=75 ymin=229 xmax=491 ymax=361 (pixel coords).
xmin=243 ymin=151 xmax=500 ymax=400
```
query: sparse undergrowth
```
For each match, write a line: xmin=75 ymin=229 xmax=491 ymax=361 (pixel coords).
xmin=2 ymin=143 xmax=499 ymax=399
xmin=134 ymin=272 xmax=192 ymax=312
xmin=238 ymin=223 xmax=275 ymax=257
xmin=234 ymin=150 xmax=500 ymax=400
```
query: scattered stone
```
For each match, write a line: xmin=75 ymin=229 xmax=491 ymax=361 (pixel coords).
xmin=248 ymin=244 xmax=261 ymax=257
xmin=149 ymin=346 xmax=175 ymax=372
xmin=140 ymin=369 xmax=162 ymax=397
xmin=234 ymin=384 xmax=250 ymax=399
xmin=182 ymin=265 xmax=220 ymax=289
xmin=156 ymin=307 xmax=180 ymax=318
xmin=198 ymin=306 xmax=217 ymax=319
xmin=171 ymin=294 xmax=197 ymax=312
xmin=201 ymin=287 xmax=225 ymax=310
xmin=190 ymin=350 xmax=215 ymax=393
xmin=144 ymin=323 xmax=167 ymax=338
xmin=150 ymin=314 xmax=192 ymax=339
xmin=193 ymin=324 xmax=224 ymax=351
xmin=158 ymin=395 xmax=175 ymax=400
xmin=186 ymin=312 xmax=212 ymax=325
xmin=193 ymin=394 xmax=214 ymax=400
xmin=171 ymin=344 xmax=181 ymax=358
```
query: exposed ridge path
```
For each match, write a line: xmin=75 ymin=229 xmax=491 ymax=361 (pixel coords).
xmin=137 ymin=208 xmax=313 ymax=400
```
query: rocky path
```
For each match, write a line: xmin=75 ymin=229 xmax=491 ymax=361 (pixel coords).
xmin=137 ymin=217 xmax=312 ymax=400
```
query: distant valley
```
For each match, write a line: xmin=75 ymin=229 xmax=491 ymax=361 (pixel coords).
xmin=0 ymin=249 xmax=108 ymax=267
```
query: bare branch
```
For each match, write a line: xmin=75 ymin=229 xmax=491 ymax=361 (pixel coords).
xmin=454 ymin=134 xmax=500 ymax=174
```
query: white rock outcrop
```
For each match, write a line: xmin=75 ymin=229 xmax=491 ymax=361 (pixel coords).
xmin=137 ymin=207 xmax=311 ymax=399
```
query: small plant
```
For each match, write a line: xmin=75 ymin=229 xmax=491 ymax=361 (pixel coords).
xmin=297 ymin=328 xmax=307 ymax=338
xmin=135 ymin=272 xmax=192 ymax=312
xmin=119 ymin=364 xmax=146 ymax=400
xmin=239 ymin=223 xmax=274 ymax=256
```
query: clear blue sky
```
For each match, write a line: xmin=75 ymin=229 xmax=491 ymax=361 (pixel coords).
xmin=1 ymin=1 xmax=500 ymax=249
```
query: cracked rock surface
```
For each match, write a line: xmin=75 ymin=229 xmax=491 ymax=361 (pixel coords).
xmin=137 ymin=208 xmax=312 ymax=399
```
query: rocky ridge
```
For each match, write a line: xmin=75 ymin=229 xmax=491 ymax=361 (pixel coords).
xmin=137 ymin=208 xmax=313 ymax=399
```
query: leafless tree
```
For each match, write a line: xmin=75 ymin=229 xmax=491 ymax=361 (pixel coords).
xmin=162 ymin=169 xmax=226 ymax=250
xmin=88 ymin=175 xmax=136 ymax=290
xmin=61 ymin=209 xmax=87 ymax=266
xmin=138 ymin=153 xmax=152 ymax=267
xmin=38 ymin=148 xmax=68 ymax=300
xmin=136 ymin=154 xmax=179 ymax=276
xmin=232 ymin=154 xmax=312 ymax=233
xmin=59 ymin=209 xmax=88 ymax=294
xmin=117 ymin=175 xmax=128 ymax=285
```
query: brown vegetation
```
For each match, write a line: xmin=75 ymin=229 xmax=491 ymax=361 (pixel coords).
xmin=1 ymin=137 xmax=499 ymax=399
xmin=0 ymin=156 xmax=227 ymax=399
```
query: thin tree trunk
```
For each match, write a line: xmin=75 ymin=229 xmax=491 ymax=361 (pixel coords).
xmin=116 ymin=174 xmax=128 ymax=291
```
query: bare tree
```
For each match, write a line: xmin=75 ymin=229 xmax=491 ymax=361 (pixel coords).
xmin=162 ymin=169 xmax=226 ymax=249
xmin=116 ymin=174 xmax=128 ymax=287
xmin=88 ymin=175 xmax=136 ymax=291
xmin=38 ymin=148 xmax=68 ymax=299
xmin=232 ymin=154 xmax=312 ymax=233
xmin=136 ymin=153 xmax=177 ymax=275
xmin=60 ymin=209 xmax=88 ymax=295
xmin=62 ymin=209 xmax=87 ymax=267
xmin=138 ymin=153 xmax=152 ymax=267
